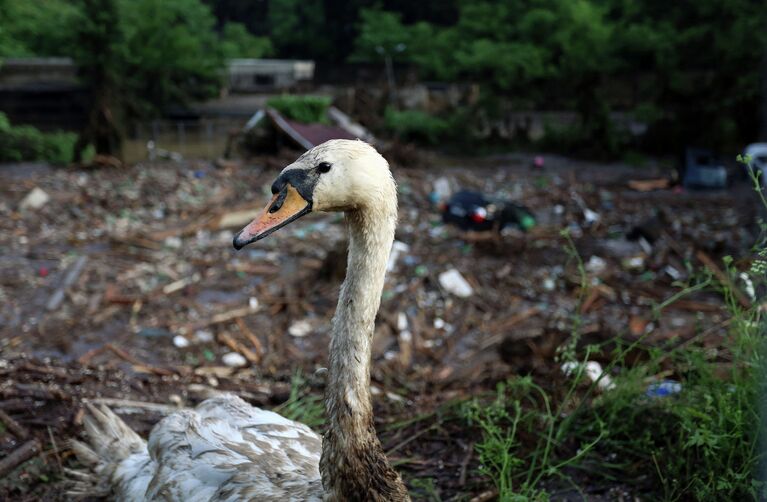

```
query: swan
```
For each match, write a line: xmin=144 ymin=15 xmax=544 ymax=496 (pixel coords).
xmin=69 ymin=139 xmax=410 ymax=501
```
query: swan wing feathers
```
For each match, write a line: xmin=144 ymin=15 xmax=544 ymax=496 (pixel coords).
xmin=145 ymin=394 xmax=323 ymax=502
xmin=71 ymin=394 xmax=323 ymax=501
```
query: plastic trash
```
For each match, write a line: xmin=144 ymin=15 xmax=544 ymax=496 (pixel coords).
xmin=585 ymin=256 xmax=607 ymax=275
xmin=438 ymin=269 xmax=474 ymax=298
xmin=646 ymin=380 xmax=682 ymax=398
xmin=173 ymin=335 xmax=190 ymax=348
xmin=397 ymin=312 xmax=408 ymax=332
xmin=19 ymin=187 xmax=50 ymax=210
xmin=194 ymin=330 xmax=214 ymax=343
xmin=430 ymin=176 xmax=452 ymax=204
xmin=387 ymin=241 xmax=410 ymax=272
xmin=288 ymin=319 xmax=312 ymax=337
xmin=561 ymin=361 xmax=614 ymax=390
xmin=222 ymin=352 xmax=247 ymax=367
xmin=164 ymin=236 xmax=183 ymax=249
xmin=137 ymin=327 xmax=173 ymax=338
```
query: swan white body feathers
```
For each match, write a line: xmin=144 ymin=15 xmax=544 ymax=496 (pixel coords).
xmin=72 ymin=395 xmax=322 ymax=501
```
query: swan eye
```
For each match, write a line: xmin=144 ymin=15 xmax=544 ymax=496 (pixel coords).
xmin=317 ymin=162 xmax=332 ymax=174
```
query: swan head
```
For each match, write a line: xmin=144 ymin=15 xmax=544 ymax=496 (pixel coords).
xmin=233 ymin=139 xmax=394 ymax=250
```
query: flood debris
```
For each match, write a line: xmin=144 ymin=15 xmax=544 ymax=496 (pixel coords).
xmin=439 ymin=268 xmax=474 ymax=298
xmin=222 ymin=352 xmax=247 ymax=368
xmin=45 ymin=255 xmax=88 ymax=311
xmin=646 ymin=380 xmax=682 ymax=398
xmin=0 ymin=148 xmax=756 ymax=500
xmin=19 ymin=187 xmax=50 ymax=210
xmin=441 ymin=190 xmax=535 ymax=233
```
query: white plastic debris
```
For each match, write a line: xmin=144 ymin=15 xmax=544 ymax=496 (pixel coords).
xmin=433 ymin=317 xmax=445 ymax=329
xmin=623 ymin=256 xmax=645 ymax=270
xmin=439 ymin=269 xmax=474 ymax=298
xmin=194 ymin=330 xmax=214 ymax=343
xmin=164 ymin=236 xmax=183 ymax=249
xmin=19 ymin=187 xmax=50 ymax=210
xmin=432 ymin=176 xmax=452 ymax=202
xmin=249 ymin=296 xmax=260 ymax=311
xmin=583 ymin=208 xmax=601 ymax=225
xmin=288 ymin=319 xmax=312 ymax=337
xmin=740 ymin=272 xmax=756 ymax=300
xmin=222 ymin=352 xmax=247 ymax=367
xmin=664 ymin=265 xmax=682 ymax=280
xmin=172 ymin=335 xmax=190 ymax=348
xmin=561 ymin=361 xmax=614 ymax=390
xmin=387 ymin=241 xmax=410 ymax=272
xmin=585 ymin=256 xmax=607 ymax=275
xmin=397 ymin=312 xmax=408 ymax=332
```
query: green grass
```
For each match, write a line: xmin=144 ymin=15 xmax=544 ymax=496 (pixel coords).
xmin=273 ymin=369 xmax=325 ymax=429
xmin=462 ymin=162 xmax=767 ymax=500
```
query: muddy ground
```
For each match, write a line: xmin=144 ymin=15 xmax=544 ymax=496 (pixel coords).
xmin=0 ymin=150 xmax=760 ymax=500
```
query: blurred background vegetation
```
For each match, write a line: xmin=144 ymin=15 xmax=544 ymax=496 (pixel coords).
xmin=0 ymin=0 xmax=765 ymax=161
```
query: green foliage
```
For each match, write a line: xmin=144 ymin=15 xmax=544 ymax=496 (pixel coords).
xmin=466 ymin=226 xmax=766 ymax=499
xmin=383 ymin=108 xmax=450 ymax=145
xmin=220 ymin=22 xmax=273 ymax=59
xmin=274 ymin=370 xmax=325 ymax=429
xmin=0 ymin=0 xmax=80 ymax=57
xmin=118 ymin=0 xmax=223 ymax=117
xmin=266 ymin=95 xmax=332 ymax=124
xmin=0 ymin=113 xmax=76 ymax=164
xmin=353 ymin=0 xmax=767 ymax=154
xmin=267 ymin=0 xmax=329 ymax=59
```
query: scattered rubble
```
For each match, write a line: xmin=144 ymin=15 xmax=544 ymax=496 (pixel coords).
xmin=0 ymin=151 xmax=759 ymax=500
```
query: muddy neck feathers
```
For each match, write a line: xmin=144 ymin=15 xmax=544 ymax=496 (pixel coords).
xmin=305 ymin=143 xmax=407 ymax=500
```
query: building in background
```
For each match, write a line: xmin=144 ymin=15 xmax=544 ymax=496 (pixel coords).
xmin=226 ymin=59 xmax=314 ymax=93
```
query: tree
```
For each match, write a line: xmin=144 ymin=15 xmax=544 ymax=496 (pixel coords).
xmin=71 ymin=0 xmax=125 ymax=160
xmin=220 ymin=22 xmax=273 ymax=59
xmin=119 ymin=0 xmax=224 ymax=118
xmin=267 ymin=0 xmax=330 ymax=59
xmin=0 ymin=0 xmax=80 ymax=57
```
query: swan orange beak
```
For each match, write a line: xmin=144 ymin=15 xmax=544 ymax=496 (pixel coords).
xmin=233 ymin=184 xmax=312 ymax=250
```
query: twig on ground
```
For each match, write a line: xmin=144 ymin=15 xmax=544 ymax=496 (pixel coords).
xmin=0 ymin=409 xmax=29 ymax=440
xmin=0 ymin=439 xmax=41 ymax=479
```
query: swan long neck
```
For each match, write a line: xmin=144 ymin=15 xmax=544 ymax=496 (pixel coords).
xmin=321 ymin=185 xmax=409 ymax=500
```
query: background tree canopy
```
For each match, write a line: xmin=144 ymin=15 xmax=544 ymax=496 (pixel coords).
xmin=0 ymin=0 xmax=765 ymax=155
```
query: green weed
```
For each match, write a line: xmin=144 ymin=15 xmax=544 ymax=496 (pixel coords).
xmin=266 ymin=95 xmax=332 ymax=124
xmin=465 ymin=160 xmax=767 ymax=499
xmin=0 ymin=112 xmax=76 ymax=164
xmin=274 ymin=369 xmax=325 ymax=429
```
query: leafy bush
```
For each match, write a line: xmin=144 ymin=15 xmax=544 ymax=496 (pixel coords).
xmin=383 ymin=108 xmax=451 ymax=145
xmin=266 ymin=95 xmax=332 ymax=124
xmin=0 ymin=112 xmax=76 ymax=164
